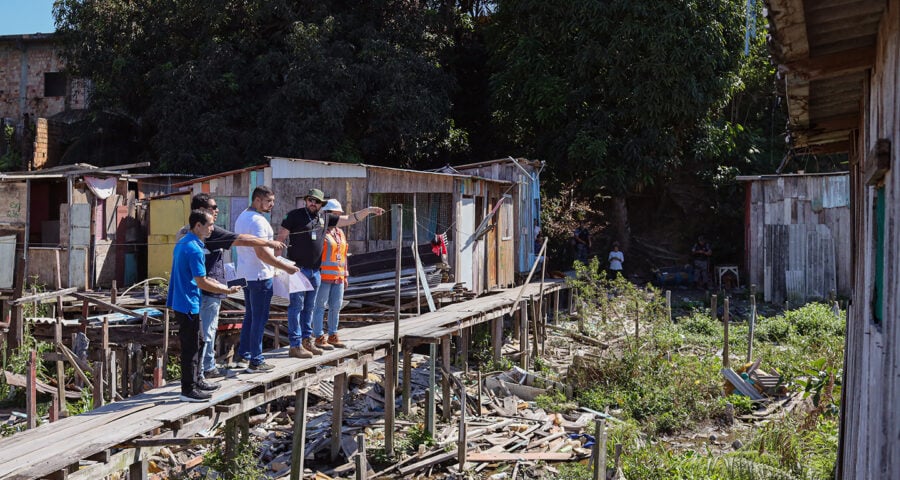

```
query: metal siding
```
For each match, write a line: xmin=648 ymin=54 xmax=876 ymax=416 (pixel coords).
xmin=270 ymin=158 xmax=367 ymax=179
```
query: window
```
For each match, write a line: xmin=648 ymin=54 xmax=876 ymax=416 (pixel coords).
xmin=368 ymin=193 xmax=452 ymax=242
xmin=44 ymin=72 xmax=66 ymax=97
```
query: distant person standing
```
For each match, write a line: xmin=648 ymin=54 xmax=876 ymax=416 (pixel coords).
xmin=168 ymin=210 xmax=242 ymax=402
xmin=572 ymin=222 xmax=591 ymax=264
xmin=608 ymin=241 xmax=624 ymax=277
xmin=691 ymin=235 xmax=713 ymax=289
xmin=234 ymin=186 xmax=299 ymax=373
xmin=311 ymin=199 xmax=349 ymax=350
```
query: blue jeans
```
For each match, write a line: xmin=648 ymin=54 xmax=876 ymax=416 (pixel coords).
xmin=237 ymin=278 xmax=273 ymax=365
xmin=287 ymin=268 xmax=320 ymax=346
xmin=199 ymin=295 xmax=222 ymax=376
xmin=313 ymin=280 xmax=344 ymax=337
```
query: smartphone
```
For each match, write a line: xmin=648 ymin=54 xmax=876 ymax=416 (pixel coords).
xmin=227 ymin=278 xmax=248 ymax=288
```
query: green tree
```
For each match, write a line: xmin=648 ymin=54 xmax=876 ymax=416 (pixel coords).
xmin=488 ymin=0 xmax=747 ymax=247
xmin=54 ymin=0 xmax=459 ymax=173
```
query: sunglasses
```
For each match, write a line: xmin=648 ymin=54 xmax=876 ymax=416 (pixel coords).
xmin=207 ymin=205 xmax=219 ymax=210
xmin=307 ymin=198 xmax=324 ymax=205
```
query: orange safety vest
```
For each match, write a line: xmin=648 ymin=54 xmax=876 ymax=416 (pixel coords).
xmin=320 ymin=228 xmax=348 ymax=282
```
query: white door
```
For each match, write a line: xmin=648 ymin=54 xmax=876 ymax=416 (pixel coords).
xmin=0 ymin=235 xmax=15 ymax=289
xmin=458 ymin=196 xmax=476 ymax=290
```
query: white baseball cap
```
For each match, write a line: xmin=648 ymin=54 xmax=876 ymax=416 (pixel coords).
xmin=322 ymin=199 xmax=343 ymax=213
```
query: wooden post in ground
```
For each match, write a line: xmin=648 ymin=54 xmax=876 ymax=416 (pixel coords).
xmin=129 ymin=458 xmax=148 ymax=480
xmin=385 ymin=347 xmax=397 ymax=457
xmin=274 ymin=324 xmax=281 ymax=348
xmin=592 ymin=419 xmax=607 ymax=480
xmin=355 ymin=433 xmax=367 ymax=480
xmin=331 ymin=372 xmax=346 ymax=462
xmin=55 ymin=319 xmax=66 ymax=417
xmin=26 ymin=349 xmax=36 ymax=429
xmin=291 ymin=388 xmax=308 ymax=480
xmin=461 ymin=327 xmax=470 ymax=373
xmin=9 ymin=253 xmax=26 ymax=354
xmin=109 ymin=349 xmax=117 ymax=402
xmin=747 ymin=285 xmax=757 ymax=363
xmin=48 ymin=394 xmax=59 ymax=422
xmin=92 ymin=361 xmax=104 ymax=409
xmin=441 ymin=336 xmax=451 ymax=421
xmin=476 ymin=369 xmax=483 ymax=416
xmin=457 ymin=376 xmax=467 ymax=472
xmin=412 ymin=199 xmax=421 ymax=317
xmin=425 ymin=343 xmax=436 ymax=434
xmin=519 ymin=301 xmax=529 ymax=369
xmin=723 ymin=297 xmax=730 ymax=369
xmin=665 ymin=290 xmax=672 ymax=322
xmin=634 ymin=298 xmax=640 ymax=341
xmin=492 ymin=317 xmax=502 ymax=364
xmin=553 ymin=289 xmax=560 ymax=324
xmin=710 ymin=294 xmax=717 ymax=320
xmin=402 ymin=343 xmax=412 ymax=415
xmin=153 ymin=354 xmax=164 ymax=388
xmin=102 ymin=317 xmax=109 ymax=402
xmin=110 ymin=280 xmax=117 ymax=305
xmin=530 ymin=295 xmax=540 ymax=358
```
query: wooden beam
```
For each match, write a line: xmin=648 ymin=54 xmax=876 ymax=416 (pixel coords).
xmin=331 ymin=373 xmax=346 ymax=463
xmin=290 ymin=388 xmax=307 ymax=480
xmin=71 ymin=292 xmax=147 ymax=319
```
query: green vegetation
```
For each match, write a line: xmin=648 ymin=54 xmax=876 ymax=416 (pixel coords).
xmin=551 ymin=265 xmax=844 ymax=479
xmin=202 ymin=433 xmax=265 ymax=480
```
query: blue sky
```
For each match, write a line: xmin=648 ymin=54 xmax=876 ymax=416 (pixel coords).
xmin=0 ymin=0 xmax=56 ymax=35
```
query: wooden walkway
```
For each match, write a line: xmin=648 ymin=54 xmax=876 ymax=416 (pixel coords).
xmin=0 ymin=280 xmax=566 ymax=480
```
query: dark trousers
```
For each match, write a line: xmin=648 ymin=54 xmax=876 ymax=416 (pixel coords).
xmin=176 ymin=311 xmax=203 ymax=395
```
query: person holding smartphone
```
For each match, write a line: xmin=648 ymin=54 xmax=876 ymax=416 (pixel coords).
xmin=169 ymin=210 xmax=244 ymax=402
xmin=176 ymin=193 xmax=288 ymax=379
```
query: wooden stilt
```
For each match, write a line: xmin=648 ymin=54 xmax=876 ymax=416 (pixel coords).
xmin=461 ymin=327 xmax=469 ymax=374
xmin=26 ymin=349 xmax=36 ymax=429
xmin=519 ymin=302 xmax=529 ymax=369
xmin=128 ymin=457 xmax=148 ymax=480
xmin=402 ymin=344 xmax=412 ymax=415
xmin=530 ymin=296 xmax=540 ymax=358
xmin=425 ymin=343 xmax=436 ymax=434
xmin=331 ymin=372 xmax=346 ymax=462
xmin=592 ymin=420 xmax=607 ymax=480
xmin=163 ymin=309 xmax=170 ymax=373
xmin=457 ymin=375 xmax=467 ymax=472
xmin=55 ymin=319 xmax=66 ymax=417
xmin=109 ymin=350 xmax=117 ymax=402
xmin=553 ymin=289 xmax=560 ymax=324
xmin=476 ymin=369 xmax=483 ymax=416
xmin=273 ymin=323 xmax=281 ymax=348
xmin=110 ymin=280 xmax=117 ymax=305
xmin=384 ymin=347 xmax=396 ymax=456
xmin=748 ymin=286 xmax=757 ymax=363
xmin=491 ymin=317 xmax=502 ymax=364
xmin=723 ymin=297 xmax=730 ymax=369
xmin=92 ymin=361 xmax=104 ymax=409
xmin=441 ymin=336 xmax=451 ymax=421
xmin=710 ymin=294 xmax=717 ymax=320
xmin=153 ymin=354 xmax=164 ymax=388
xmin=355 ymin=433 xmax=367 ymax=480
xmin=49 ymin=394 xmax=59 ymax=423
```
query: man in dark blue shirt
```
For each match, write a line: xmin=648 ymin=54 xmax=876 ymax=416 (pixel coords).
xmin=168 ymin=210 xmax=242 ymax=402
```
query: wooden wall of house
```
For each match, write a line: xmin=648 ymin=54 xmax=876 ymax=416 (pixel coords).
xmin=745 ymin=175 xmax=851 ymax=303
xmin=841 ymin=5 xmax=900 ymax=479
xmin=272 ymin=177 xmax=370 ymax=254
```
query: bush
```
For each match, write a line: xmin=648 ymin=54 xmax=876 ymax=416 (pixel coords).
xmin=754 ymin=315 xmax=793 ymax=343
xmin=679 ymin=311 xmax=720 ymax=337
xmin=785 ymin=303 xmax=844 ymax=337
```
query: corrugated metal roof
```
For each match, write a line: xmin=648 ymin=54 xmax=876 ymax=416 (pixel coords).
xmin=735 ymin=171 xmax=849 ymax=181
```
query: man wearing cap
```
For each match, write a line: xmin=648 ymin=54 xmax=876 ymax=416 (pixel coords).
xmin=276 ymin=189 xmax=385 ymax=358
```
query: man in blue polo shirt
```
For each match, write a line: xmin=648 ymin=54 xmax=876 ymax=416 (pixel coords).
xmin=168 ymin=210 xmax=242 ymax=402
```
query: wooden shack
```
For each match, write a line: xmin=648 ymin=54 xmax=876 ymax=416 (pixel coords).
xmin=0 ymin=163 xmax=148 ymax=296
xmin=736 ymin=172 xmax=851 ymax=303
xmin=146 ymin=164 xmax=270 ymax=279
xmin=442 ymin=157 xmax=543 ymax=277
xmin=148 ymin=158 xmax=519 ymax=295
xmin=765 ymin=1 xmax=898 ymax=477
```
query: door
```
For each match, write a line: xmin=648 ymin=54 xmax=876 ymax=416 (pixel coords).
xmin=68 ymin=203 xmax=91 ymax=289
xmin=457 ymin=196 xmax=476 ymax=290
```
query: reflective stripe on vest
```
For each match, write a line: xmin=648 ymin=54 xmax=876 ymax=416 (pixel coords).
xmin=320 ymin=228 xmax=348 ymax=282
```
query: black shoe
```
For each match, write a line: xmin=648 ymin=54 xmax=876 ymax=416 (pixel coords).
xmin=204 ymin=368 xmax=225 ymax=379
xmin=245 ymin=362 xmax=275 ymax=373
xmin=179 ymin=389 xmax=212 ymax=403
xmin=197 ymin=380 xmax=221 ymax=392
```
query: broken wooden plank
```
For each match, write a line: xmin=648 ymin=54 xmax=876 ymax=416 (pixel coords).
xmin=397 ymin=451 xmax=457 ymax=475
xmin=466 ymin=452 xmax=574 ymax=462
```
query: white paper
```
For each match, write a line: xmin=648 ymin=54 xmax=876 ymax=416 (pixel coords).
xmin=273 ymin=268 xmax=313 ymax=298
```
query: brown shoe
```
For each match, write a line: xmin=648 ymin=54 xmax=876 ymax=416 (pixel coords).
xmin=327 ymin=333 xmax=346 ymax=348
xmin=315 ymin=335 xmax=335 ymax=350
xmin=289 ymin=346 xmax=313 ymax=359
xmin=302 ymin=337 xmax=323 ymax=355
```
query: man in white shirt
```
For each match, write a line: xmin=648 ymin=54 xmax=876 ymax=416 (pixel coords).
xmin=234 ymin=186 xmax=299 ymax=373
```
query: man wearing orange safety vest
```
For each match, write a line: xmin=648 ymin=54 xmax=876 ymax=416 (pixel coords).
xmin=312 ymin=199 xmax=349 ymax=350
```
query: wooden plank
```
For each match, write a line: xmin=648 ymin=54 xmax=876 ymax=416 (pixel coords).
xmin=722 ymin=368 xmax=764 ymax=401
xmin=466 ymin=452 xmax=574 ymax=462
xmin=9 ymin=288 xmax=78 ymax=306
